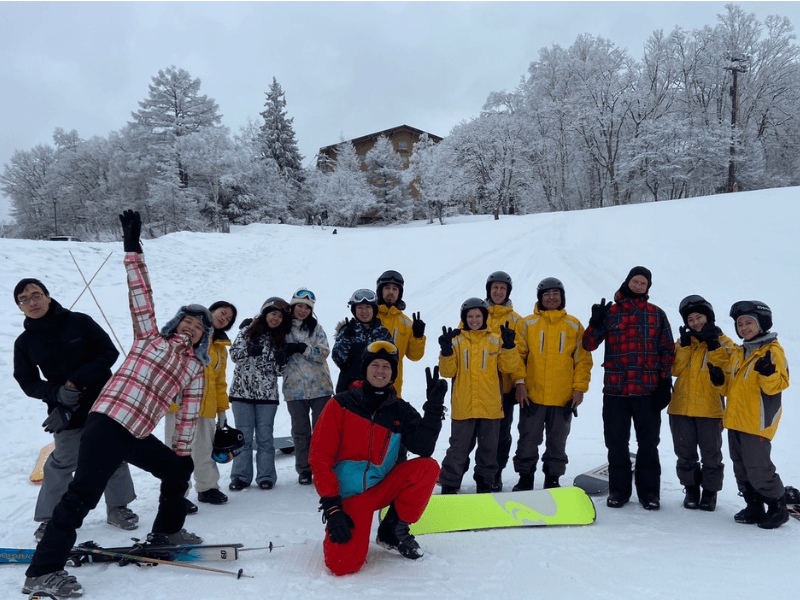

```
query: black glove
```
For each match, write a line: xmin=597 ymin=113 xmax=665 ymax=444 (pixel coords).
xmin=500 ymin=321 xmax=516 ymax=349
xmin=589 ymin=298 xmax=611 ymax=329
xmin=679 ymin=326 xmax=693 ymax=347
xmin=754 ymin=351 xmax=776 ymax=376
xmin=412 ymin=312 xmax=426 ymax=338
xmin=284 ymin=342 xmax=307 ymax=356
xmin=341 ymin=318 xmax=358 ymax=337
xmin=698 ymin=323 xmax=721 ymax=351
xmin=246 ymin=343 xmax=263 ymax=357
xmin=57 ymin=385 xmax=82 ymax=411
xmin=653 ymin=377 xmax=672 ymax=411
xmin=707 ymin=362 xmax=725 ymax=386
xmin=176 ymin=454 xmax=194 ymax=477
xmin=319 ymin=496 xmax=354 ymax=544
xmin=273 ymin=348 xmax=288 ymax=367
xmin=438 ymin=326 xmax=460 ymax=357
xmin=119 ymin=209 xmax=142 ymax=253
xmin=423 ymin=366 xmax=447 ymax=419
xmin=43 ymin=405 xmax=72 ymax=434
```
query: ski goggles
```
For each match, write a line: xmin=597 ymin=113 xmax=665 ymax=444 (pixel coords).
xmin=350 ymin=289 xmax=378 ymax=304
xmin=729 ymin=300 xmax=769 ymax=319
xmin=365 ymin=340 xmax=398 ymax=358
xmin=262 ymin=298 xmax=291 ymax=313
xmin=294 ymin=289 xmax=316 ymax=301
xmin=679 ymin=295 xmax=706 ymax=313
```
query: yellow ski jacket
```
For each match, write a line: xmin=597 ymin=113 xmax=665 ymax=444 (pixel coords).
xmin=669 ymin=334 xmax=735 ymax=419
xmin=377 ymin=304 xmax=426 ymax=396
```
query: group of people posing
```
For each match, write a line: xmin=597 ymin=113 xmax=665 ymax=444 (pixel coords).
xmin=12 ymin=210 xmax=791 ymax=596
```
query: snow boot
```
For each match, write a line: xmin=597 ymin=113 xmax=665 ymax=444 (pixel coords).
xmin=640 ymin=493 xmax=660 ymax=511
xmin=198 ymin=488 xmax=228 ymax=504
xmin=543 ymin=476 xmax=561 ymax=489
xmin=185 ymin=499 xmax=199 ymax=515
xmin=494 ymin=470 xmax=504 ymax=492
xmin=440 ymin=485 xmax=459 ymax=495
xmin=107 ymin=505 xmax=139 ymax=530
xmin=146 ymin=528 xmax=203 ymax=546
xmin=699 ymin=489 xmax=717 ymax=512
xmin=734 ymin=485 xmax=765 ymax=524
xmin=512 ymin=474 xmax=534 ymax=492
xmin=34 ymin=521 xmax=49 ymax=543
xmin=376 ymin=504 xmax=423 ymax=560
xmin=22 ymin=570 xmax=83 ymax=598
xmin=758 ymin=494 xmax=789 ymax=529
xmin=683 ymin=485 xmax=701 ymax=509
xmin=606 ymin=492 xmax=629 ymax=508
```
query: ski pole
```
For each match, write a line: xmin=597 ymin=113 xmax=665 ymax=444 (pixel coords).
xmin=81 ymin=547 xmax=253 ymax=579
xmin=68 ymin=252 xmax=113 ymax=310
xmin=69 ymin=251 xmax=127 ymax=357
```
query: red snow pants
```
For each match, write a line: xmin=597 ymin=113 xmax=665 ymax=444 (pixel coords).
xmin=323 ymin=457 xmax=440 ymax=576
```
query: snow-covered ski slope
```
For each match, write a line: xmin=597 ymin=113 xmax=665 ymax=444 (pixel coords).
xmin=1 ymin=187 xmax=798 ymax=598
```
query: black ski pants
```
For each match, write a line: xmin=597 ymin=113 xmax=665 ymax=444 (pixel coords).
xmin=603 ymin=394 xmax=661 ymax=501
xmin=27 ymin=413 xmax=192 ymax=577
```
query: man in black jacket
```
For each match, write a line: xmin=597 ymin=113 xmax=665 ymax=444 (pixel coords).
xmin=13 ymin=278 xmax=138 ymax=542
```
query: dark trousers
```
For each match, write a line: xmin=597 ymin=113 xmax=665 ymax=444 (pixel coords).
xmin=603 ymin=395 xmax=661 ymax=500
xmin=439 ymin=418 xmax=501 ymax=488
xmin=496 ymin=391 xmax=517 ymax=473
xmin=513 ymin=404 xmax=572 ymax=477
xmin=27 ymin=413 xmax=191 ymax=577
xmin=728 ymin=429 xmax=784 ymax=500
xmin=669 ymin=414 xmax=724 ymax=492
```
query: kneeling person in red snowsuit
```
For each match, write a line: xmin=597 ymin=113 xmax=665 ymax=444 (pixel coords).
xmin=309 ymin=341 xmax=446 ymax=575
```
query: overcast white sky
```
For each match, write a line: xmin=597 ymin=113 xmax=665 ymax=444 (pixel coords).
xmin=2 ymin=1 xmax=798 ymax=221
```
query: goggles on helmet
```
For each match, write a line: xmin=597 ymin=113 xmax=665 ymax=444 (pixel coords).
xmin=294 ymin=289 xmax=316 ymax=301
xmin=350 ymin=289 xmax=378 ymax=305
xmin=365 ymin=340 xmax=399 ymax=358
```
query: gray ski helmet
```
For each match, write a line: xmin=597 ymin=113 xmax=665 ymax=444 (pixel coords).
xmin=212 ymin=424 xmax=245 ymax=464
xmin=486 ymin=271 xmax=513 ymax=301
xmin=730 ymin=300 xmax=772 ymax=337
xmin=678 ymin=295 xmax=716 ymax=326
xmin=460 ymin=297 xmax=489 ymax=329
xmin=536 ymin=277 xmax=565 ymax=310
xmin=376 ymin=270 xmax=404 ymax=305
xmin=260 ymin=296 xmax=291 ymax=317
xmin=348 ymin=288 xmax=379 ymax=317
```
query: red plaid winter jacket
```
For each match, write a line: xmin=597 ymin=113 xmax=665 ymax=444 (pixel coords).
xmin=582 ymin=291 xmax=674 ymax=397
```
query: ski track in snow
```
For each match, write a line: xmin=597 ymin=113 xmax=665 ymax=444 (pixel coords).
xmin=1 ymin=189 xmax=798 ymax=598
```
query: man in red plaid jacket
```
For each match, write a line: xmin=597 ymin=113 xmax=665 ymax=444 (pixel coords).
xmin=23 ymin=211 xmax=211 ymax=599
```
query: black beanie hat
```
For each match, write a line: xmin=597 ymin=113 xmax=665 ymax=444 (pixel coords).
xmin=624 ymin=266 xmax=652 ymax=290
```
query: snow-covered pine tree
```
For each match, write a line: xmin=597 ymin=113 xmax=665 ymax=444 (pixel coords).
xmin=364 ymin=135 xmax=409 ymax=223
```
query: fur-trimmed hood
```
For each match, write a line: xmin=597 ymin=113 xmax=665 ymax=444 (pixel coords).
xmin=160 ymin=305 xmax=213 ymax=366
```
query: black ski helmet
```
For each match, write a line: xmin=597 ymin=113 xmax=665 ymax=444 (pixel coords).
xmin=486 ymin=271 xmax=513 ymax=302
xmin=348 ymin=288 xmax=379 ymax=317
xmin=361 ymin=340 xmax=399 ymax=382
xmin=211 ymin=424 xmax=245 ymax=464
xmin=729 ymin=300 xmax=772 ymax=337
xmin=536 ymin=277 xmax=565 ymax=310
xmin=376 ymin=270 xmax=405 ymax=308
xmin=460 ymin=297 xmax=489 ymax=329
xmin=678 ymin=295 xmax=716 ymax=326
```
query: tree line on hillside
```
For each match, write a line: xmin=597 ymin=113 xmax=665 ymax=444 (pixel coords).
xmin=2 ymin=3 xmax=798 ymax=239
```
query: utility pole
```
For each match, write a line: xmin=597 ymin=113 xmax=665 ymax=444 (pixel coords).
xmin=724 ymin=54 xmax=748 ymax=193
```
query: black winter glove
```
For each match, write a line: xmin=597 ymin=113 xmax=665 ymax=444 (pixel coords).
xmin=412 ymin=312 xmax=426 ymax=338
xmin=43 ymin=405 xmax=72 ymax=434
xmin=246 ymin=343 xmax=263 ymax=357
xmin=438 ymin=326 xmax=460 ymax=357
xmin=707 ymin=362 xmax=725 ymax=386
xmin=422 ymin=366 xmax=447 ymax=419
xmin=653 ymin=377 xmax=672 ymax=411
xmin=319 ymin=496 xmax=354 ymax=544
xmin=176 ymin=454 xmax=195 ymax=477
xmin=57 ymin=385 xmax=82 ymax=411
xmin=679 ymin=326 xmax=693 ymax=347
xmin=698 ymin=323 xmax=721 ymax=351
xmin=589 ymin=298 xmax=611 ymax=329
xmin=284 ymin=342 xmax=307 ymax=356
xmin=754 ymin=351 xmax=776 ymax=376
xmin=341 ymin=318 xmax=358 ymax=338
xmin=500 ymin=321 xmax=516 ymax=349
xmin=119 ymin=209 xmax=142 ymax=253
xmin=273 ymin=348 xmax=288 ymax=367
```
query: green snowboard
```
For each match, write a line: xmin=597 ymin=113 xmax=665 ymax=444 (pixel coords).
xmin=388 ymin=486 xmax=596 ymax=535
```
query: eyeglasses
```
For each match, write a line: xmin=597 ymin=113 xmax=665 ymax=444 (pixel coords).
xmin=294 ymin=289 xmax=315 ymax=301
xmin=349 ymin=289 xmax=377 ymax=305
xmin=365 ymin=340 xmax=398 ymax=357
xmin=17 ymin=292 xmax=45 ymax=306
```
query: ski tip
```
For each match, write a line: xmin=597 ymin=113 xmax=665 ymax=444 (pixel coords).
xmin=28 ymin=592 xmax=57 ymax=600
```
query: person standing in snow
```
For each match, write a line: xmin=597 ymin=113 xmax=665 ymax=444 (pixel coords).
xmin=331 ymin=288 xmax=393 ymax=393
xmin=228 ymin=297 xmax=291 ymax=491
xmin=375 ymin=270 xmax=426 ymax=397
xmin=310 ymin=341 xmax=446 ymax=575
xmin=511 ymin=277 xmax=593 ymax=491
xmin=282 ymin=288 xmax=334 ymax=486
xmin=707 ymin=300 xmax=790 ymax=528
xmin=23 ymin=210 xmax=209 ymax=598
xmin=668 ymin=295 xmax=735 ymax=512
xmin=438 ymin=298 xmax=522 ymax=494
xmin=582 ymin=266 xmax=674 ymax=511
xmin=164 ymin=300 xmax=237 ymax=511
xmin=13 ymin=278 xmax=138 ymax=542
